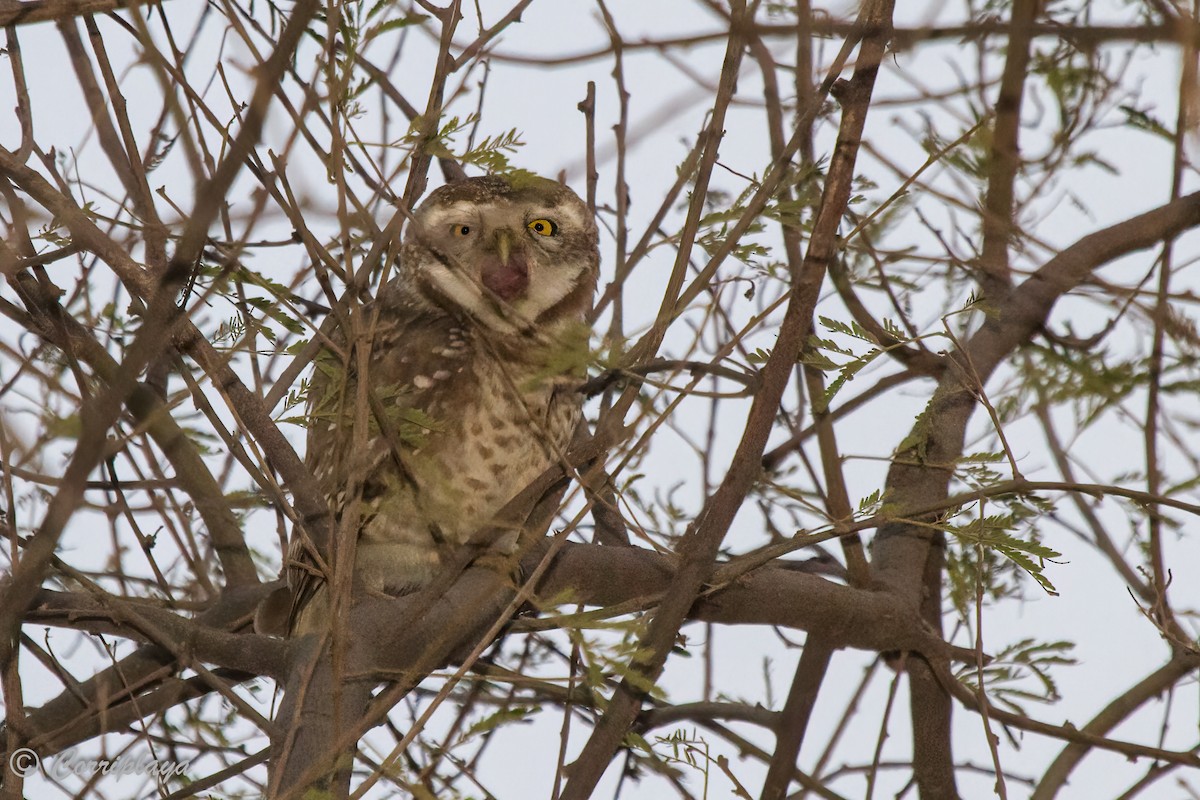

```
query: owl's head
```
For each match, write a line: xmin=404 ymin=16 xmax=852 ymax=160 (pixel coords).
xmin=397 ymin=174 xmax=599 ymax=334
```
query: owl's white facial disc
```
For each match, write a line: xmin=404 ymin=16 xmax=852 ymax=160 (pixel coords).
xmin=403 ymin=180 xmax=598 ymax=335
xmin=412 ymin=201 xmax=522 ymax=332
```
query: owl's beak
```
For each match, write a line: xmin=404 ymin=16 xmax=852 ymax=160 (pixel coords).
xmin=481 ymin=228 xmax=529 ymax=302
xmin=494 ymin=229 xmax=513 ymax=265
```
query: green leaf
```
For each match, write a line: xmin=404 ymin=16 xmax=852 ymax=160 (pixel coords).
xmin=819 ymin=316 xmax=878 ymax=344
xmin=857 ymin=488 xmax=882 ymax=512
xmin=362 ymin=12 xmax=428 ymax=45
xmin=459 ymin=705 xmax=540 ymax=744
xmin=1119 ymin=105 xmax=1173 ymax=141
xmin=747 ymin=347 xmax=772 ymax=365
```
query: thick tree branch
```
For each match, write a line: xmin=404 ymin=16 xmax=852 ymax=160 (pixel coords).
xmin=27 ymin=587 xmax=288 ymax=679
xmin=0 ymin=0 xmax=165 ymax=27
xmin=758 ymin=638 xmax=835 ymax=800
xmin=947 ymin=653 xmax=1200 ymax=773
xmin=871 ymin=190 xmax=1200 ymax=601
xmin=11 ymin=583 xmax=278 ymax=755
xmin=908 ymin=534 xmax=959 ymax=800
xmin=975 ymin=0 xmax=1039 ymax=301
xmin=1029 ymin=654 xmax=1200 ymax=798
xmin=475 ymin=22 xmax=1200 ymax=67
xmin=14 ymin=539 xmax=970 ymax=764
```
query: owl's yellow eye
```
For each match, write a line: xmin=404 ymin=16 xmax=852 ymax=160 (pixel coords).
xmin=527 ymin=218 xmax=558 ymax=237
xmin=451 ymin=224 xmax=472 ymax=237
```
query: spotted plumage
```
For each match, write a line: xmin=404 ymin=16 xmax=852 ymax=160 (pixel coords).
xmin=287 ymin=174 xmax=598 ymax=635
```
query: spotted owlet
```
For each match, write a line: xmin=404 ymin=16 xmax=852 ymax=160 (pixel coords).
xmin=286 ymin=174 xmax=598 ymax=635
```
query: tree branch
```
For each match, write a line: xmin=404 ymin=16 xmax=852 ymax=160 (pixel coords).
xmin=871 ymin=190 xmax=1200 ymax=601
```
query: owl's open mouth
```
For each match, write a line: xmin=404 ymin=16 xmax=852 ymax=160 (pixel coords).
xmin=481 ymin=255 xmax=530 ymax=302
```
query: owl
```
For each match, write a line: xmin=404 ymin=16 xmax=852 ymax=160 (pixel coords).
xmin=287 ymin=174 xmax=599 ymax=635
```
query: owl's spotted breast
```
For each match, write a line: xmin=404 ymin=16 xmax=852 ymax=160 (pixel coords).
xmin=349 ymin=314 xmax=582 ymax=593
xmin=293 ymin=306 xmax=584 ymax=631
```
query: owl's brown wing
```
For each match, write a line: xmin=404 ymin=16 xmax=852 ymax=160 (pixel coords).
xmin=286 ymin=299 xmax=471 ymax=633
